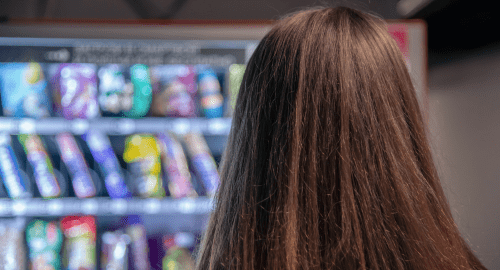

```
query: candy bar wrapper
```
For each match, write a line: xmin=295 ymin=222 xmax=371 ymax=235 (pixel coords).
xmin=83 ymin=131 xmax=131 ymax=198
xmin=101 ymin=230 xmax=129 ymax=270
xmin=48 ymin=63 xmax=100 ymax=119
xmin=0 ymin=62 xmax=52 ymax=118
xmin=0 ymin=134 xmax=32 ymax=199
xmin=183 ymin=133 xmax=220 ymax=196
xmin=197 ymin=67 xmax=224 ymax=118
xmin=61 ymin=216 xmax=97 ymax=270
xmin=26 ymin=220 xmax=63 ymax=270
xmin=123 ymin=134 xmax=165 ymax=198
xmin=18 ymin=134 xmax=61 ymax=198
xmin=157 ymin=132 xmax=197 ymax=198
xmin=150 ymin=65 xmax=197 ymax=117
xmin=97 ymin=64 xmax=152 ymax=118
xmin=56 ymin=133 xmax=96 ymax=198
xmin=124 ymin=216 xmax=150 ymax=270
xmin=227 ymin=64 xmax=246 ymax=116
xmin=0 ymin=218 xmax=27 ymax=270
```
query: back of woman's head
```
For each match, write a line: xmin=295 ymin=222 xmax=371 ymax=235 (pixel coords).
xmin=196 ymin=6 xmax=486 ymax=270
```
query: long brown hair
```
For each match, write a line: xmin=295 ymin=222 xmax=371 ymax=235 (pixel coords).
xmin=196 ymin=7 xmax=486 ymax=270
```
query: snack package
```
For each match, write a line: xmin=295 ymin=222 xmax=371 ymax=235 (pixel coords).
xmin=183 ymin=133 xmax=220 ymax=196
xmin=0 ymin=134 xmax=32 ymax=199
xmin=82 ymin=131 xmax=131 ymax=198
xmin=123 ymin=134 xmax=164 ymax=198
xmin=124 ymin=216 xmax=150 ymax=270
xmin=26 ymin=219 xmax=63 ymax=270
xmin=0 ymin=218 xmax=27 ymax=270
xmin=227 ymin=64 xmax=246 ymax=116
xmin=162 ymin=233 xmax=196 ymax=270
xmin=197 ymin=67 xmax=224 ymax=118
xmin=97 ymin=64 xmax=152 ymax=118
xmin=150 ymin=65 xmax=197 ymax=117
xmin=101 ymin=230 xmax=130 ymax=270
xmin=0 ymin=62 xmax=52 ymax=118
xmin=49 ymin=63 xmax=99 ymax=119
xmin=56 ymin=133 xmax=96 ymax=198
xmin=156 ymin=133 xmax=197 ymax=198
xmin=61 ymin=216 xmax=97 ymax=270
xmin=18 ymin=134 xmax=61 ymax=199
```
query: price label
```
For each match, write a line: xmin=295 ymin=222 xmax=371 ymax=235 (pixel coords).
xmin=118 ymin=119 xmax=136 ymax=134
xmin=18 ymin=119 xmax=36 ymax=134
xmin=110 ymin=199 xmax=128 ymax=215
xmin=81 ymin=199 xmax=98 ymax=215
xmin=72 ymin=119 xmax=90 ymax=134
xmin=178 ymin=198 xmax=196 ymax=214
xmin=47 ymin=200 xmax=64 ymax=215
xmin=12 ymin=201 xmax=28 ymax=216
xmin=208 ymin=118 xmax=227 ymax=135
xmin=173 ymin=119 xmax=190 ymax=135
xmin=144 ymin=199 xmax=161 ymax=214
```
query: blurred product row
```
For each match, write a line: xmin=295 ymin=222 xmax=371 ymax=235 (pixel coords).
xmin=0 ymin=131 xmax=219 ymax=200
xmin=0 ymin=62 xmax=246 ymax=119
xmin=0 ymin=216 xmax=198 ymax=270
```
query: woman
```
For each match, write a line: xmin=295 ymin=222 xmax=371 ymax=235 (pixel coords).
xmin=196 ymin=7 xmax=487 ymax=270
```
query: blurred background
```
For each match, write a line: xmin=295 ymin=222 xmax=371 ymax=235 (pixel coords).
xmin=0 ymin=0 xmax=498 ymax=269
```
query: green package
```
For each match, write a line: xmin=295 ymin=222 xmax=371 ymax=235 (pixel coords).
xmin=26 ymin=219 xmax=63 ymax=270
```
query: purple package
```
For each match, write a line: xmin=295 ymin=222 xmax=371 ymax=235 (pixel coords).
xmin=49 ymin=64 xmax=100 ymax=119
xmin=150 ymin=65 xmax=197 ymax=117
xmin=82 ymin=131 xmax=131 ymax=198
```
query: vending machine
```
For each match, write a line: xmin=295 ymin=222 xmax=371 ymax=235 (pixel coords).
xmin=0 ymin=18 xmax=425 ymax=269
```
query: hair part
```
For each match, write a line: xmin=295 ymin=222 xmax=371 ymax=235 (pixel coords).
xmin=196 ymin=7 xmax=486 ymax=270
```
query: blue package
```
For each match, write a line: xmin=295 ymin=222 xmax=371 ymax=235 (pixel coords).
xmin=0 ymin=62 xmax=52 ymax=118
xmin=0 ymin=134 xmax=31 ymax=199
xmin=83 ymin=131 xmax=131 ymax=198
xmin=197 ymin=68 xmax=224 ymax=118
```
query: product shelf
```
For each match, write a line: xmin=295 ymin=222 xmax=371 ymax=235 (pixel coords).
xmin=0 ymin=116 xmax=232 ymax=135
xmin=0 ymin=196 xmax=214 ymax=217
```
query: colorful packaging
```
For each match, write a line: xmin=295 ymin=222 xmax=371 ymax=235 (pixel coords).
xmin=0 ymin=134 xmax=32 ymax=199
xmin=227 ymin=64 xmax=246 ymax=116
xmin=61 ymin=216 xmax=97 ymax=270
xmin=156 ymin=133 xmax=197 ymax=198
xmin=124 ymin=216 xmax=150 ymax=270
xmin=18 ymin=134 xmax=61 ymax=199
xmin=162 ymin=233 xmax=196 ymax=270
xmin=0 ymin=62 xmax=52 ymax=118
xmin=56 ymin=133 xmax=96 ymax=198
xmin=82 ymin=131 xmax=131 ymax=198
xmin=101 ymin=230 xmax=130 ymax=270
xmin=97 ymin=64 xmax=152 ymax=118
xmin=123 ymin=134 xmax=164 ymax=198
xmin=49 ymin=63 xmax=99 ymax=119
xmin=0 ymin=218 xmax=27 ymax=270
xmin=197 ymin=68 xmax=224 ymax=118
xmin=150 ymin=65 xmax=197 ymax=117
xmin=183 ymin=133 xmax=220 ymax=196
xmin=26 ymin=219 xmax=63 ymax=270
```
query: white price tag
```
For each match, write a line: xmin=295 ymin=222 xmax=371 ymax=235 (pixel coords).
xmin=144 ymin=199 xmax=161 ymax=214
xmin=18 ymin=119 xmax=36 ymax=134
xmin=81 ymin=199 xmax=98 ymax=215
xmin=47 ymin=200 xmax=64 ymax=215
xmin=110 ymin=199 xmax=128 ymax=215
xmin=178 ymin=198 xmax=196 ymax=214
xmin=208 ymin=118 xmax=226 ymax=135
xmin=0 ymin=201 xmax=10 ymax=216
xmin=0 ymin=119 xmax=15 ymax=133
xmin=118 ymin=119 xmax=136 ymax=134
xmin=72 ymin=119 xmax=90 ymax=134
xmin=173 ymin=119 xmax=190 ymax=135
xmin=12 ymin=201 xmax=28 ymax=216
